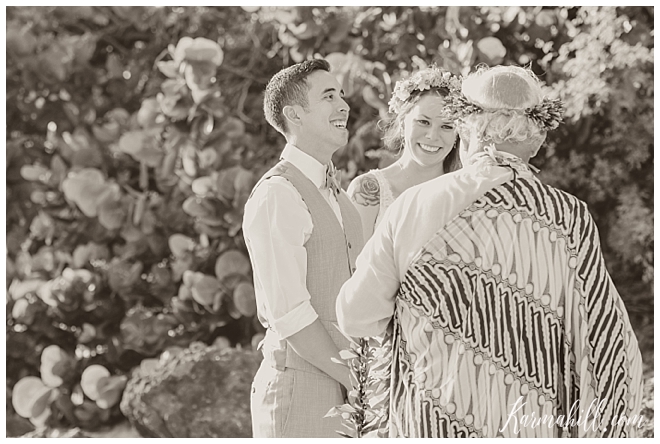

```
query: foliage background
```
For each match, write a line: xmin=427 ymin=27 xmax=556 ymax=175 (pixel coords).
xmin=5 ymin=5 xmax=654 ymax=435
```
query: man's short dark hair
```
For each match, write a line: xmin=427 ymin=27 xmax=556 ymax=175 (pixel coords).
xmin=263 ymin=59 xmax=331 ymax=135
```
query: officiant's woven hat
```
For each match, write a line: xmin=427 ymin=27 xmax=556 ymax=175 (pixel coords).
xmin=449 ymin=65 xmax=564 ymax=134
xmin=462 ymin=65 xmax=544 ymax=110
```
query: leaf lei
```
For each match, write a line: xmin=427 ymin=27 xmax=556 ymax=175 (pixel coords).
xmin=444 ymin=93 xmax=565 ymax=132
xmin=525 ymin=98 xmax=565 ymax=131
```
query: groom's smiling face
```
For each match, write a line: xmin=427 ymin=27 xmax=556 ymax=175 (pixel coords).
xmin=297 ymin=70 xmax=350 ymax=151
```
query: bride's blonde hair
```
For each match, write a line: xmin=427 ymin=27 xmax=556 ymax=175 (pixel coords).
xmin=456 ymin=65 xmax=548 ymax=147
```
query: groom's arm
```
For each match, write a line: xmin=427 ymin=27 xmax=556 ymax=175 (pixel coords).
xmin=287 ymin=320 xmax=351 ymax=390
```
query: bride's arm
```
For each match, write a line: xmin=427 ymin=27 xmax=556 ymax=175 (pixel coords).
xmin=346 ymin=173 xmax=381 ymax=244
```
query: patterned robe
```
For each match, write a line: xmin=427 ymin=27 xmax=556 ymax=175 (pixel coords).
xmin=388 ymin=174 xmax=643 ymax=438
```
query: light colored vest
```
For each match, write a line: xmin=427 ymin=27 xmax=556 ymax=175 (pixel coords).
xmin=255 ymin=160 xmax=364 ymax=376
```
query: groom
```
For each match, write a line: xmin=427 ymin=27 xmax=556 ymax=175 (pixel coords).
xmin=242 ymin=59 xmax=364 ymax=438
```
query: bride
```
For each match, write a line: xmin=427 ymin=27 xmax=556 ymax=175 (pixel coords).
xmin=347 ymin=65 xmax=461 ymax=241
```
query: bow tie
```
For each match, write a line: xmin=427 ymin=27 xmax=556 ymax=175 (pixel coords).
xmin=323 ymin=163 xmax=341 ymax=196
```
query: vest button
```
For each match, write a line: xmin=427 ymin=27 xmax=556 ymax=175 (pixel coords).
xmin=347 ymin=242 xmax=352 ymax=249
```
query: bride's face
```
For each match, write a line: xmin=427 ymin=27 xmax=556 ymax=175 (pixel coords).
xmin=402 ymin=95 xmax=456 ymax=169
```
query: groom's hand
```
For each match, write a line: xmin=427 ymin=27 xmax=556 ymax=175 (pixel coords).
xmin=286 ymin=319 xmax=351 ymax=389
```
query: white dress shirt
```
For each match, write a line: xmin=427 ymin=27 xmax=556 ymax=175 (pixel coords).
xmin=243 ymin=144 xmax=343 ymax=339
xmin=337 ymin=151 xmax=534 ymax=338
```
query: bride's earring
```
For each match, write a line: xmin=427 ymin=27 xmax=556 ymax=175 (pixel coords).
xmin=452 ymin=136 xmax=460 ymax=151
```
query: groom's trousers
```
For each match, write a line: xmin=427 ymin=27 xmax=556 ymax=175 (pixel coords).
xmin=250 ymin=356 xmax=345 ymax=437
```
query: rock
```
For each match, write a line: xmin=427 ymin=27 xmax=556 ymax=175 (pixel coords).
xmin=120 ymin=343 xmax=262 ymax=437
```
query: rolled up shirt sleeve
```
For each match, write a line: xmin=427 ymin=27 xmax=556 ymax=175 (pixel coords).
xmin=243 ymin=178 xmax=318 ymax=339
xmin=336 ymin=206 xmax=401 ymax=338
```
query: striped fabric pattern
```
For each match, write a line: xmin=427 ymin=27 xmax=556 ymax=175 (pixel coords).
xmin=389 ymin=176 xmax=643 ymax=438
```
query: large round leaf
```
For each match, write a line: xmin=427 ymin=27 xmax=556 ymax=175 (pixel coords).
xmin=64 ymin=127 xmax=104 ymax=167
xmin=72 ymin=242 xmax=110 ymax=268
xmin=62 ymin=267 xmax=94 ymax=283
xmin=171 ymin=255 xmax=194 ymax=283
xmin=40 ymin=345 xmax=73 ymax=388
xmin=535 ymin=10 xmax=556 ymax=27
xmin=178 ymin=282 xmax=193 ymax=301
xmin=182 ymin=196 xmax=215 ymax=218
xmin=119 ymin=307 xmax=178 ymax=355
xmin=477 ymin=37 xmax=506 ymax=64
xmin=61 ymin=168 xmax=113 ymax=217
xmin=97 ymin=195 xmax=130 ymax=230
xmin=11 ymin=297 xmax=41 ymax=325
xmin=35 ymin=281 xmax=58 ymax=307
xmin=233 ymin=282 xmax=257 ymax=317
xmin=191 ymin=176 xmax=215 ymax=198
xmin=182 ymin=269 xmax=203 ymax=288
xmin=362 ymin=86 xmax=387 ymax=111
xmin=177 ymin=36 xmax=224 ymax=66
xmin=214 ymin=166 xmax=239 ymax=203
xmin=20 ymin=164 xmax=49 ymax=182
xmin=95 ymin=375 xmax=128 ymax=409
xmin=215 ymin=250 xmax=251 ymax=281
xmin=71 ymin=384 xmax=85 ymax=406
xmin=77 ymin=323 xmax=96 ymax=344
xmin=49 ymin=154 xmax=68 ymax=186
xmin=92 ymin=120 xmax=121 ymax=143
xmin=324 ymin=52 xmax=366 ymax=98
xmin=287 ymin=20 xmax=321 ymax=40
xmin=73 ymin=399 xmax=101 ymax=425
xmin=156 ymin=60 xmax=178 ymax=79
xmin=198 ymin=146 xmax=218 ymax=169
xmin=191 ymin=274 xmax=222 ymax=306
xmin=168 ymin=234 xmax=196 ymax=258
xmin=8 ymin=279 xmax=46 ymax=301
xmin=107 ymin=259 xmax=144 ymax=293
xmin=251 ymin=332 xmax=265 ymax=351
xmin=7 ymin=21 xmax=38 ymax=55
xmin=218 ymin=117 xmax=245 ymax=139
xmin=181 ymin=142 xmax=198 ymax=177
xmin=80 ymin=364 xmax=110 ymax=401
xmin=40 ymin=43 xmax=69 ymax=82
xmin=118 ymin=130 xmax=164 ymax=167
xmin=31 ymin=246 xmax=56 ymax=273
xmin=137 ymin=97 xmax=164 ymax=128
xmin=29 ymin=211 xmax=55 ymax=241
xmin=11 ymin=377 xmax=53 ymax=419
xmin=233 ymin=167 xmax=255 ymax=209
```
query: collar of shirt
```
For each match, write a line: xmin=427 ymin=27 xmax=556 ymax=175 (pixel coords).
xmin=280 ymin=143 xmax=327 ymax=189
xmin=467 ymin=146 xmax=537 ymax=179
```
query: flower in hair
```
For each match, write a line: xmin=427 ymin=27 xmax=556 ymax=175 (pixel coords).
xmin=388 ymin=66 xmax=461 ymax=114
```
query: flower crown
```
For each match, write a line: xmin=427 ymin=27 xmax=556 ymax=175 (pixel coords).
xmin=444 ymin=93 xmax=565 ymax=131
xmin=388 ymin=66 xmax=462 ymax=114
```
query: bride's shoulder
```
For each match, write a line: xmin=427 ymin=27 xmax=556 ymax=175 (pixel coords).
xmin=347 ymin=170 xmax=382 ymax=207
